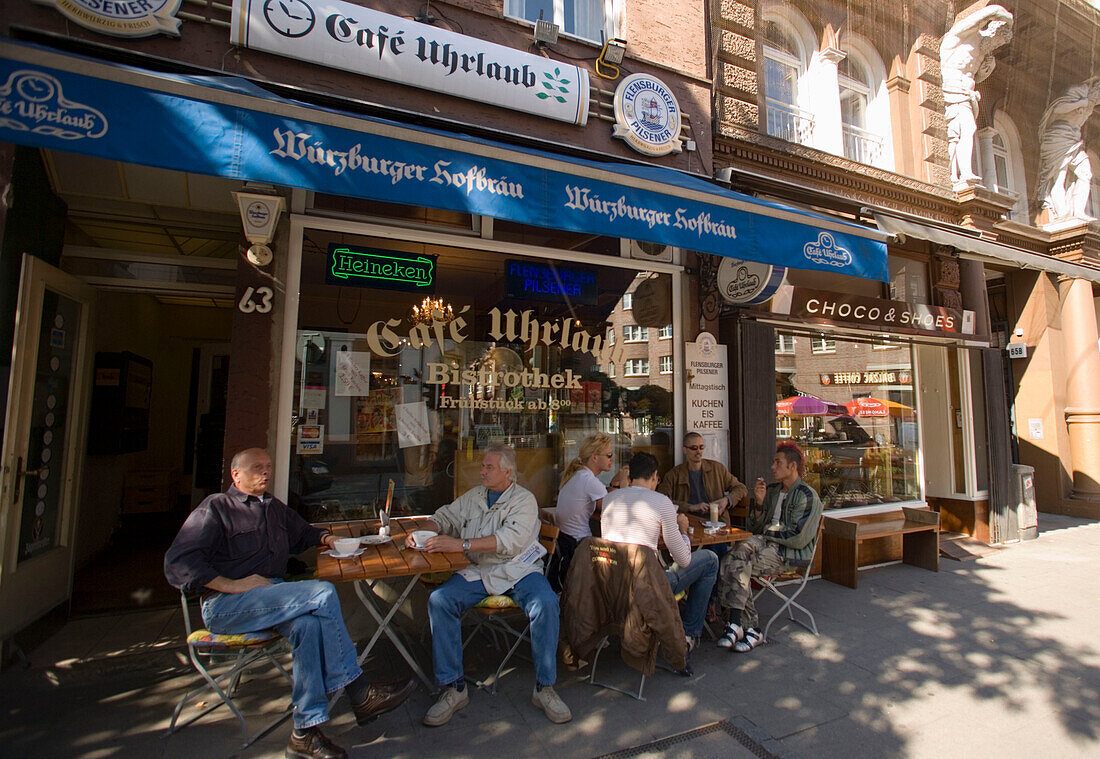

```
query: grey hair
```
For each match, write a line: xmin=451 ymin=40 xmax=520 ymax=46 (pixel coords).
xmin=485 ymin=442 xmax=517 ymax=480
xmin=230 ymin=448 xmax=266 ymax=472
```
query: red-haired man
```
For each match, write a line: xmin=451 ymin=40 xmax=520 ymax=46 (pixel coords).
xmin=715 ymin=442 xmax=822 ymax=653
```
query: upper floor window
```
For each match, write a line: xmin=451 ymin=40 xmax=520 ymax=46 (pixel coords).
xmin=658 ymin=324 xmax=673 ymax=339
xmin=776 ymin=333 xmax=796 ymax=354
xmin=981 ymin=114 xmax=1029 ymax=222
xmin=623 ymin=325 xmax=649 ymax=342
xmin=838 ymin=54 xmax=884 ymax=166
xmin=621 ymin=292 xmax=633 ymax=310
xmin=505 ymin=1 xmax=616 ymax=45
xmin=607 ymin=328 xmax=615 ymax=345
xmin=811 ymin=336 xmax=836 ymax=354
xmin=763 ymin=20 xmax=813 ymax=145
xmin=659 ymin=355 xmax=673 ymax=374
xmin=624 ymin=358 xmax=650 ymax=376
xmin=1089 ymin=150 xmax=1100 ymax=220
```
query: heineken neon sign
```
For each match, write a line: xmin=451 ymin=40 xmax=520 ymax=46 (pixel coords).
xmin=326 ymin=244 xmax=436 ymax=292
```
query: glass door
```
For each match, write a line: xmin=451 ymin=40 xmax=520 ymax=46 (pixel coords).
xmin=0 ymin=255 xmax=94 ymax=639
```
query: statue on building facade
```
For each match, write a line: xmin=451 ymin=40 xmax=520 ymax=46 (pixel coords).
xmin=1036 ymin=78 xmax=1100 ymax=221
xmin=939 ymin=5 xmax=1014 ymax=184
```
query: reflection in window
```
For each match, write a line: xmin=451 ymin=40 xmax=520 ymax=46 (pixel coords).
xmin=775 ymin=330 xmax=920 ymax=509
xmin=776 ymin=333 xmax=796 ymax=354
xmin=621 ymin=292 xmax=633 ymax=310
xmin=659 ymin=324 xmax=673 ymax=339
xmin=810 ymin=336 xmax=836 ymax=354
xmin=659 ymin=355 xmax=673 ymax=373
xmin=289 ymin=235 xmax=673 ymax=522
xmin=624 ymin=358 xmax=649 ymax=376
xmin=623 ymin=325 xmax=649 ymax=342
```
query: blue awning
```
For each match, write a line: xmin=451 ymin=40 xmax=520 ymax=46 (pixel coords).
xmin=0 ymin=40 xmax=888 ymax=280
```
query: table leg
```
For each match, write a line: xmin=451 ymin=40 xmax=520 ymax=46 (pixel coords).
xmin=352 ymin=575 xmax=436 ymax=693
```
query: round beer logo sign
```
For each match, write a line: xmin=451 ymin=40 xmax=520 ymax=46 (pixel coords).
xmin=37 ymin=0 xmax=182 ymax=37
xmin=612 ymin=74 xmax=683 ymax=156
xmin=717 ymin=258 xmax=787 ymax=305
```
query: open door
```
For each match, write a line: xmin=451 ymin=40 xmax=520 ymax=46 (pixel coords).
xmin=0 ymin=255 xmax=95 ymax=640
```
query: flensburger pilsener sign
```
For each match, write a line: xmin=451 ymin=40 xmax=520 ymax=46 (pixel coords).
xmin=231 ymin=0 xmax=589 ymax=125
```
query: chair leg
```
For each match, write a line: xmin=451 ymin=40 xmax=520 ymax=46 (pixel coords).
xmin=760 ymin=574 xmax=818 ymax=643
xmin=587 ymin=636 xmax=646 ymax=701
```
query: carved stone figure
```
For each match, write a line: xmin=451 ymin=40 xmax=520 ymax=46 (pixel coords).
xmin=939 ymin=5 xmax=1014 ymax=184
xmin=1036 ymin=78 xmax=1100 ymax=220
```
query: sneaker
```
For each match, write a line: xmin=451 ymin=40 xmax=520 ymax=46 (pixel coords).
xmin=422 ymin=685 xmax=469 ymax=727
xmin=733 ymin=627 xmax=763 ymax=653
xmin=532 ymin=685 xmax=572 ymax=724
xmin=716 ymin=622 xmax=744 ymax=649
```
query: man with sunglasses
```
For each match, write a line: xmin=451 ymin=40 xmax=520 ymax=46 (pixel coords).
xmin=658 ymin=432 xmax=748 ymax=533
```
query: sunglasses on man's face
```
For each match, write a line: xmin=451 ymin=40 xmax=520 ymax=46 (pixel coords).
xmin=685 ymin=445 xmax=705 ymax=451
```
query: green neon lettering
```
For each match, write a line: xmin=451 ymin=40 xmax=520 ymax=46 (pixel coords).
xmin=329 ymin=247 xmax=434 ymax=287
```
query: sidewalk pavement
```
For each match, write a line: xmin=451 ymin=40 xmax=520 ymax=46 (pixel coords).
xmin=2 ymin=512 xmax=1099 ymax=759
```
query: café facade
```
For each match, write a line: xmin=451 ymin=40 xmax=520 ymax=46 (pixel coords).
xmin=0 ymin=0 xmax=902 ymax=639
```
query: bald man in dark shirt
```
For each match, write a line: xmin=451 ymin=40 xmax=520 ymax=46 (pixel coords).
xmin=165 ymin=448 xmax=413 ymax=759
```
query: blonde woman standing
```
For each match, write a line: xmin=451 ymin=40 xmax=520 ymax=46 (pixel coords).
xmin=549 ymin=433 xmax=630 ymax=590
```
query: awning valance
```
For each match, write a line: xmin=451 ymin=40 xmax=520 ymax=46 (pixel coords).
xmin=0 ymin=40 xmax=888 ymax=280
xmin=873 ymin=212 xmax=1100 ymax=284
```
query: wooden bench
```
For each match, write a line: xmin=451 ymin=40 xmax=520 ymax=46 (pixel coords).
xmin=821 ymin=507 xmax=939 ymax=589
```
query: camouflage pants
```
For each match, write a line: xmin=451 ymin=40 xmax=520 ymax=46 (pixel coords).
xmin=717 ymin=535 xmax=788 ymax=628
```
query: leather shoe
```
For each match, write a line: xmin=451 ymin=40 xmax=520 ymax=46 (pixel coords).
xmin=351 ymin=678 xmax=416 ymax=726
xmin=285 ymin=726 xmax=346 ymax=759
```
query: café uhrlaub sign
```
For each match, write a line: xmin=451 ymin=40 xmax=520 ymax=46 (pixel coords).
xmin=230 ymin=0 xmax=589 ymax=125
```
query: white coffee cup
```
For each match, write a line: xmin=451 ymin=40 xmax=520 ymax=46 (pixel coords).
xmin=709 ymin=502 xmax=720 ymax=524
xmin=411 ymin=530 xmax=437 ymax=549
xmin=333 ymin=537 xmax=360 ymax=556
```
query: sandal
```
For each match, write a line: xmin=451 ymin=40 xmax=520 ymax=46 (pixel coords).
xmin=733 ymin=627 xmax=763 ymax=653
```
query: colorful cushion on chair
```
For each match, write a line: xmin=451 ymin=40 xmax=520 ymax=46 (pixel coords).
xmin=475 ymin=595 xmax=518 ymax=609
xmin=187 ymin=629 xmax=279 ymax=648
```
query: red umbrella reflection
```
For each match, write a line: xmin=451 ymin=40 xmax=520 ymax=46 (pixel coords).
xmin=777 ymin=395 xmax=849 ymax=416
xmin=845 ymin=397 xmax=914 ymax=417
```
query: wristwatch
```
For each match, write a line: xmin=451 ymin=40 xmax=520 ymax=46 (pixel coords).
xmin=462 ymin=539 xmax=471 ymax=559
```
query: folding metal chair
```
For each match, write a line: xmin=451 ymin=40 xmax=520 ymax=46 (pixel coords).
xmin=755 ymin=560 xmax=818 ymax=643
xmin=165 ymin=592 xmax=294 ymax=750
xmin=462 ymin=521 xmax=559 ymax=694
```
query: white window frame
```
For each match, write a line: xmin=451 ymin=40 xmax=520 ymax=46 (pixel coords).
xmin=623 ymin=325 xmax=649 ymax=343
xmin=503 ymin=0 xmax=621 ymax=45
xmin=659 ymin=355 xmax=673 ymax=374
xmin=659 ymin=324 xmax=673 ymax=339
xmin=624 ymin=358 xmax=650 ymax=376
xmin=621 ymin=292 xmax=633 ymax=310
xmin=607 ymin=327 xmax=615 ymax=345
xmin=836 ymin=38 xmax=893 ymax=169
xmin=607 ymin=362 xmax=615 ymax=378
xmin=811 ymin=335 xmax=836 ymax=354
xmin=775 ymin=333 xmax=795 ymax=354
xmin=982 ymin=113 xmax=1029 ymax=222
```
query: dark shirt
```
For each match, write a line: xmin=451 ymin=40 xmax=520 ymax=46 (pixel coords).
xmin=688 ymin=469 xmax=707 ymax=505
xmin=164 ymin=485 xmax=326 ymax=593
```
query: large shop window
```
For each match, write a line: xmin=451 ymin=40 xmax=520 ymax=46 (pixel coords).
xmin=775 ymin=331 xmax=920 ymax=510
xmin=289 ymin=232 xmax=674 ymax=521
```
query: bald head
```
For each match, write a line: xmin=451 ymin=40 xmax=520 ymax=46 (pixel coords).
xmin=230 ymin=448 xmax=272 ymax=497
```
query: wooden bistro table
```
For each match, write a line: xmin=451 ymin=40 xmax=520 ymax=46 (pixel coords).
xmin=684 ymin=514 xmax=751 ymax=548
xmin=316 ymin=517 xmax=469 ymax=693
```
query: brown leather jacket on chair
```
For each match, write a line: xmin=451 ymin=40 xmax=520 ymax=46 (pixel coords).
xmin=560 ymin=537 xmax=687 ymax=675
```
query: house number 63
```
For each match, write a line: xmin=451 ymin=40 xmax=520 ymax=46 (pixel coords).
xmin=238 ymin=286 xmax=273 ymax=314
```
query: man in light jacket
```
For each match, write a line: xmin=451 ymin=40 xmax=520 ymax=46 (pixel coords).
xmin=408 ymin=443 xmax=570 ymax=726
xmin=716 ymin=442 xmax=822 ymax=653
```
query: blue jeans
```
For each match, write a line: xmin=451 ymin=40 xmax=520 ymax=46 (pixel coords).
xmin=428 ymin=571 xmax=559 ymax=688
xmin=666 ymin=549 xmax=719 ymax=638
xmin=202 ymin=579 xmax=362 ymax=730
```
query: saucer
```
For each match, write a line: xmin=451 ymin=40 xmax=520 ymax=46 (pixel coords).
xmin=360 ymin=535 xmax=392 ymax=545
xmin=324 ymin=548 xmax=366 ymax=558
xmin=703 ymin=521 xmax=725 ymax=528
